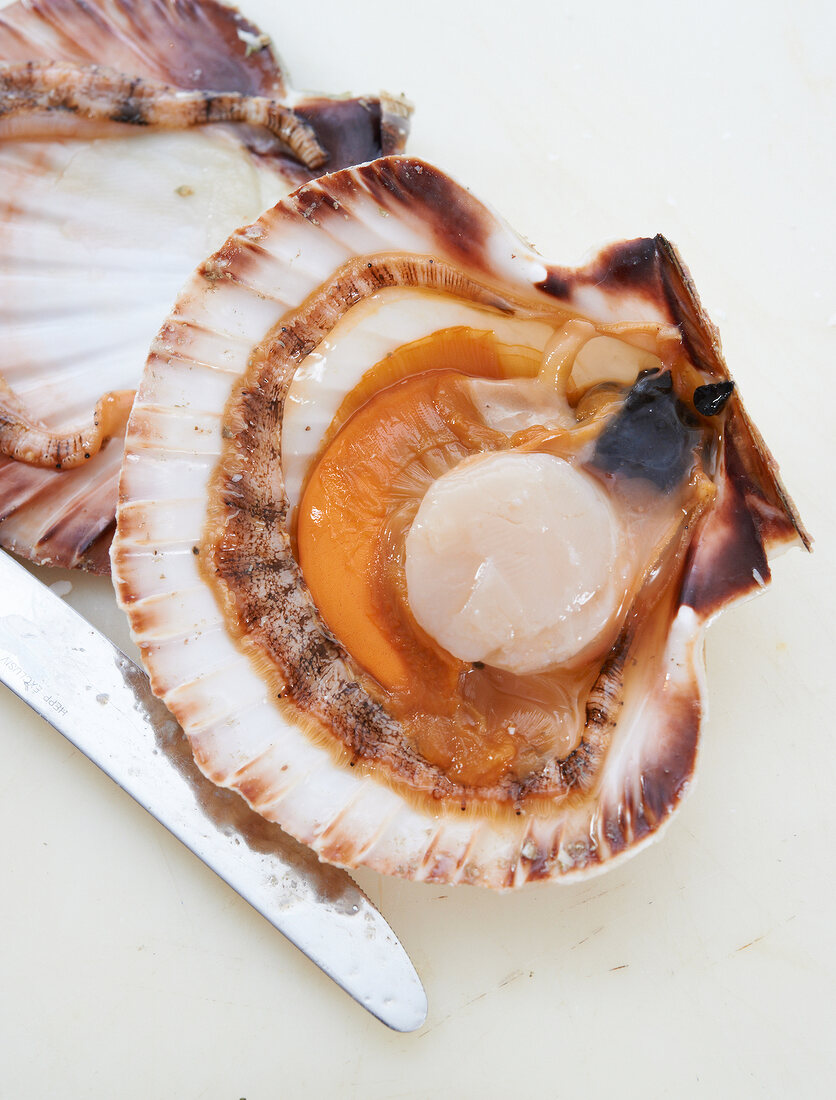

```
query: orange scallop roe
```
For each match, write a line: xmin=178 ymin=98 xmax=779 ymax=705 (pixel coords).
xmin=296 ymin=328 xmax=593 ymax=787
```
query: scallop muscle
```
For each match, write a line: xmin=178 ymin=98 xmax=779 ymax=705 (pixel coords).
xmin=0 ymin=0 xmax=410 ymax=571
xmin=111 ymin=157 xmax=808 ymax=888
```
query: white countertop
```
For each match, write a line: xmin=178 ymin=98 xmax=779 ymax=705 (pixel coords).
xmin=1 ymin=1 xmax=833 ymax=1096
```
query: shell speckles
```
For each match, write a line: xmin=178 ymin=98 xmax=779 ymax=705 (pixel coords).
xmin=112 ymin=156 xmax=808 ymax=888
xmin=0 ymin=0 xmax=410 ymax=570
xmin=0 ymin=61 xmax=328 ymax=168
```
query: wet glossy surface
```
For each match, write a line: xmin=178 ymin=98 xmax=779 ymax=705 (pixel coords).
xmin=0 ymin=0 xmax=832 ymax=1096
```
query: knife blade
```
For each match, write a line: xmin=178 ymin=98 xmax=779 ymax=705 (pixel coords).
xmin=0 ymin=549 xmax=427 ymax=1032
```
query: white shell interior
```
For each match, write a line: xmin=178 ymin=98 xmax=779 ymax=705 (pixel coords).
xmin=1 ymin=129 xmax=288 ymax=430
xmin=281 ymin=288 xmax=555 ymax=507
xmin=112 ymin=161 xmax=710 ymax=888
xmin=3 ymin=1 xmax=825 ymax=1089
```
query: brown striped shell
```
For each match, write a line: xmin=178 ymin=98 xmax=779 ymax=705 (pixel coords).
xmin=0 ymin=0 xmax=409 ymax=571
xmin=111 ymin=157 xmax=807 ymax=888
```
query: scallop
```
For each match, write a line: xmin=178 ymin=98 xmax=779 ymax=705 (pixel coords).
xmin=0 ymin=0 xmax=410 ymax=571
xmin=111 ymin=156 xmax=808 ymax=888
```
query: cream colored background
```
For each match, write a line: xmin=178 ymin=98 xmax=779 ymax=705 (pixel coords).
xmin=1 ymin=0 xmax=833 ymax=1096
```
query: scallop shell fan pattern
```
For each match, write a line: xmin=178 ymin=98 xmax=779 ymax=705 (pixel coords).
xmin=0 ymin=0 xmax=409 ymax=570
xmin=111 ymin=156 xmax=808 ymax=888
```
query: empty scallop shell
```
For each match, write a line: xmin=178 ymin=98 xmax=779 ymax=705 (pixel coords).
xmin=0 ymin=0 xmax=409 ymax=571
xmin=111 ymin=156 xmax=808 ymax=888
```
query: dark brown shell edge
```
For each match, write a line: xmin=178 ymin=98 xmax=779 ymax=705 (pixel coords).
xmin=228 ymin=155 xmax=809 ymax=609
xmin=296 ymin=162 xmax=805 ymax=878
xmin=0 ymin=0 xmax=411 ymax=572
xmin=194 ymin=156 xmax=805 ymax=878
xmin=0 ymin=0 xmax=288 ymax=95
xmin=0 ymin=0 xmax=411 ymax=182
xmin=110 ymin=155 xmax=809 ymax=884
xmin=539 ymin=233 xmax=810 ymax=618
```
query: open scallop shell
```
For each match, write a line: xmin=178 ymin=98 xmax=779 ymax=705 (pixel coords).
xmin=0 ymin=0 xmax=409 ymax=571
xmin=111 ymin=156 xmax=807 ymax=888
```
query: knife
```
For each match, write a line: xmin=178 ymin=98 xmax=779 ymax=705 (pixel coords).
xmin=0 ymin=549 xmax=427 ymax=1032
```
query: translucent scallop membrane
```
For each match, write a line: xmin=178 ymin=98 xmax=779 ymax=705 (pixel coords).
xmin=111 ymin=156 xmax=808 ymax=887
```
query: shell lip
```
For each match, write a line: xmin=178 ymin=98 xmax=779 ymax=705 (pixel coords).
xmin=110 ymin=153 xmax=805 ymax=887
xmin=0 ymin=0 xmax=413 ymax=573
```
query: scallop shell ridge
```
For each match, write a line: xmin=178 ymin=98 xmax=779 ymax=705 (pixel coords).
xmin=111 ymin=156 xmax=807 ymax=888
xmin=0 ymin=0 xmax=411 ymax=571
